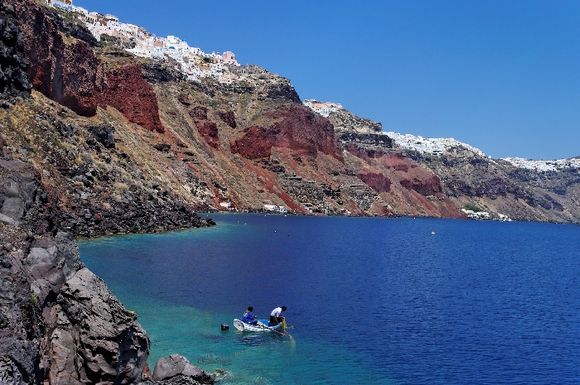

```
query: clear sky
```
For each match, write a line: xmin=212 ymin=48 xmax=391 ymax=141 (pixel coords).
xmin=75 ymin=0 xmax=580 ymax=160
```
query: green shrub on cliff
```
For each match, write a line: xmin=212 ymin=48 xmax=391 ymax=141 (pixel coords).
xmin=464 ymin=202 xmax=484 ymax=212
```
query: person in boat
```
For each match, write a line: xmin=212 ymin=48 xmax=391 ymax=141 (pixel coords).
xmin=269 ymin=306 xmax=287 ymax=326
xmin=241 ymin=306 xmax=258 ymax=325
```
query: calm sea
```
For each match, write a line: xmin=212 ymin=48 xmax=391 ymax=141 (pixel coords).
xmin=80 ymin=214 xmax=579 ymax=385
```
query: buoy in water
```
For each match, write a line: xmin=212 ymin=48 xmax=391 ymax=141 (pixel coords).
xmin=220 ymin=323 xmax=229 ymax=331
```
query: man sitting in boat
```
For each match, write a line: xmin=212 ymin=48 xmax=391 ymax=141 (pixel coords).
xmin=269 ymin=306 xmax=287 ymax=326
xmin=241 ymin=306 xmax=258 ymax=325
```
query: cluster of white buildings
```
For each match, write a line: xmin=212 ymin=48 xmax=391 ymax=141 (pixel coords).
xmin=502 ymin=157 xmax=580 ymax=172
xmin=386 ymin=131 xmax=488 ymax=158
xmin=304 ymin=99 xmax=488 ymax=157
xmin=461 ymin=209 xmax=512 ymax=222
xmin=305 ymin=99 xmax=580 ymax=175
xmin=303 ymin=99 xmax=344 ymax=118
xmin=219 ymin=201 xmax=234 ymax=210
xmin=46 ymin=0 xmax=239 ymax=83
xmin=263 ymin=204 xmax=288 ymax=214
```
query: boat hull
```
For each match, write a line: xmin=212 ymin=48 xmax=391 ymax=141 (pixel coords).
xmin=233 ymin=319 xmax=284 ymax=333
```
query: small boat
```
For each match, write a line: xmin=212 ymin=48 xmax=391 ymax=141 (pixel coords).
xmin=233 ymin=319 xmax=285 ymax=333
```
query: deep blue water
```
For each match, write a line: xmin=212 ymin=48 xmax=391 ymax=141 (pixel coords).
xmin=80 ymin=214 xmax=580 ymax=385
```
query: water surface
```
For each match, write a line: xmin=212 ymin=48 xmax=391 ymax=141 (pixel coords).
xmin=81 ymin=214 xmax=580 ymax=384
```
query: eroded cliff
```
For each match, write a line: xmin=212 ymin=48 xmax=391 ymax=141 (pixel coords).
xmin=1 ymin=2 xmax=213 ymax=384
xmin=0 ymin=0 xmax=578 ymax=383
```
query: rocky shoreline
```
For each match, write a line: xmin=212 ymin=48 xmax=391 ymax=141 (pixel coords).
xmin=1 ymin=0 xmax=578 ymax=383
xmin=1 ymin=5 xmax=216 ymax=382
xmin=0 ymin=156 xmax=215 ymax=385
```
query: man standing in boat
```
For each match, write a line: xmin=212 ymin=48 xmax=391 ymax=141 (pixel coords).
xmin=269 ymin=306 xmax=287 ymax=326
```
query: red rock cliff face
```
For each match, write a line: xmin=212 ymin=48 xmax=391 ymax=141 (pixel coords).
xmin=359 ymin=172 xmax=392 ymax=193
xmin=97 ymin=64 xmax=165 ymax=133
xmin=231 ymin=105 xmax=340 ymax=159
xmin=9 ymin=0 xmax=164 ymax=132
xmin=14 ymin=1 xmax=99 ymax=116
xmin=187 ymin=106 xmax=219 ymax=148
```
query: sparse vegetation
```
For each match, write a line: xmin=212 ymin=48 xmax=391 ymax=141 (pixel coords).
xmin=113 ymin=182 xmax=129 ymax=192
xmin=463 ymin=202 xmax=483 ymax=212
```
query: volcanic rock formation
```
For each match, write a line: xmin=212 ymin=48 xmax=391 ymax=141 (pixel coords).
xmin=0 ymin=0 xmax=578 ymax=383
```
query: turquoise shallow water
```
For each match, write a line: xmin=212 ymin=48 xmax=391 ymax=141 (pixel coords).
xmin=80 ymin=214 xmax=580 ymax=385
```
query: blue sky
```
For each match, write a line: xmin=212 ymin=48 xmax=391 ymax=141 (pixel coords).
xmin=75 ymin=0 xmax=580 ymax=159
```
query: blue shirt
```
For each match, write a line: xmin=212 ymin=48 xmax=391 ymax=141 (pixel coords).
xmin=242 ymin=311 xmax=257 ymax=324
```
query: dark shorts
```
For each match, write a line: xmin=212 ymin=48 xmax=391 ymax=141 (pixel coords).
xmin=269 ymin=315 xmax=283 ymax=325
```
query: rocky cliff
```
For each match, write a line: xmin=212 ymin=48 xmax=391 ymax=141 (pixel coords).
xmin=0 ymin=0 xmax=578 ymax=383
xmin=1 ymin=1 xmax=214 ymax=384
xmin=0 ymin=158 xmax=150 ymax=385
xmin=4 ymin=0 xmax=577 ymax=225
xmin=385 ymin=134 xmax=580 ymax=223
xmin=0 ymin=157 xmax=213 ymax=385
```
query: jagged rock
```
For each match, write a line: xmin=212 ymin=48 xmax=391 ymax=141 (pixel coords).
xmin=1 ymin=197 xmax=25 ymax=222
xmin=188 ymin=106 xmax=220 ymax=148
xmin=0 ymin=356 xmax=25 ymax=385
xmin=400 ymin=175 xmax=442 ymax=196
xmin=152 ymin=355 xmax=213 ymax=384
xmin=8 ymin=0 xmax=100 ymax=116
xmin=0 ymin=2 xmax=31 ymax=101
xmin=154 ymin=143 xmax=171 ymax=152
xmin=142 ymin=61 xmax=186 ymax=83
xmin=230 ymin=65 xmax=300 ymax=103
xmin=49 ymin=268 xmax=150 ymax=385
xmin=304 ymin=100 xmax=382 ymax=134
xmin=0 ymin=160 xmax=40 ymax=226
xmin=359 ymin=173 xmax=392 ymax=193
xmin=338 ymin=132 xmax=393 ymax=148
xmin=189 ymin=106 xmax=208 ymax=120
xmin=7 ymin=0 xmax=165 ymax=130
xmin=88 ymin=124 xmax=115 ymax=149
xmin=195 ymin=120 xmax=219 ymax=149
xmin=218 ymin=110 xmax=237 ymax=128
xmin=0 ymin=339 xmax=39 ymax=385
xmin=0 ymin=155 xmax=182 ymax=385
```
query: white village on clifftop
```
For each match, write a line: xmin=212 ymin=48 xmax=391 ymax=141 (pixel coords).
xmin=48 ymin=0 xmax=579 ymax=174
xmin=46 ymin=0 xmax=239 ymax=82
xmin=304 ymin=100 xmax=579 ymax=171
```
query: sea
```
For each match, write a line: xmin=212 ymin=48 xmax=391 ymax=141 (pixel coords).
xmin=80 ymin=213 xmax=580 ymax=385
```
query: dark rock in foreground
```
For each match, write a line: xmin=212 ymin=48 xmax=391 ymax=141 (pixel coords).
xmin=150 ymin=355 xmax=213 ymax=384
xmin=0 ymin=155 xmax=213 ymax=384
